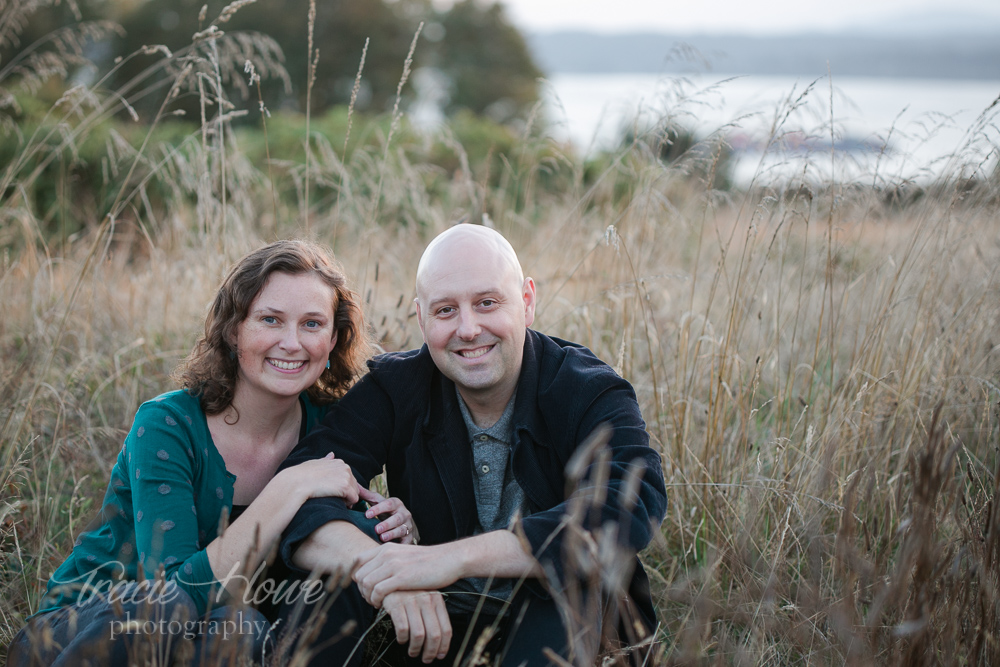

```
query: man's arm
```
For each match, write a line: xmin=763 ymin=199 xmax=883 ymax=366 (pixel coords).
xmin=453 ymin=529 xmax=542 ymax=579
xmin=517 ymin=364 xmax=667 ymax=587
xmin=278 ymin=370 xmax=399 ymax=576
xmin=353 ymin=529 xmax=542 ymax=608
xmin=292 ymin=520 xmax=378 ymax=574
xmin=278 ymin=362 xmax=455 ymax=662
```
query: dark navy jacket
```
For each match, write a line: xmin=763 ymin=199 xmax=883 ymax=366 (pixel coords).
xmin=280 ymin=329 xmax=668 ymax=631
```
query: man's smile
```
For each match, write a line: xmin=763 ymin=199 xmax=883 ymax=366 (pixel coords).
xmin=455 ymin=344 xmax=495 ymax=359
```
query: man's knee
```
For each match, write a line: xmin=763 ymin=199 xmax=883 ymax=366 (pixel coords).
xmin=274 ymin=579 xmax=374 ymax=667
xmin=499 ymin=587 xmax=628 ymax=667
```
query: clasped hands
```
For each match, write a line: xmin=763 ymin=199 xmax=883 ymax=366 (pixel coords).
xmin=288 ymin=453 xmax=418 ymax=543
xmin=353 ymin=543 xmax=460 ymax=663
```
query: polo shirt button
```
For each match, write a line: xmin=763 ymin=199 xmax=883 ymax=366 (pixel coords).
xmin=481 ymin=464 xmax=490 ymax=474
xmin=478 ymin=435 xmax=488 ymax=441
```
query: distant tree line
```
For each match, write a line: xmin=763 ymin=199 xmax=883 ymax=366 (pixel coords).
xmin=3 ymin=0 xmax=543 ymax=123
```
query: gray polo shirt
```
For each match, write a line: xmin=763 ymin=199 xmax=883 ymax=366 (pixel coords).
xmin=443 ymin=388 xmax=527 ymax=616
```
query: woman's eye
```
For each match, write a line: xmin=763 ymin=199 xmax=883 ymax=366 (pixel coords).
xmin=263 ymin=316 xmax=277 ymax=324
xmin=305 ymin=320 xmax=321 ymax=329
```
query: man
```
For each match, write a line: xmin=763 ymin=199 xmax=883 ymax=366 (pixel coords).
xmin=278 ymin=224 xmax=667 ymax=665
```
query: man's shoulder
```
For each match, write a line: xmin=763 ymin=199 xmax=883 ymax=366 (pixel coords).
xmin=529 ymin=329 xmax=623 ymax=386
xmin=527 ymin=330 xmax=638 ymax=417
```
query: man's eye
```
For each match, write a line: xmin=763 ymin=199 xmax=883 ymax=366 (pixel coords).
xmin=481 ymin=300 xmax=495 ymax=308
xmin=437 ymin=307 xmax=455 ymax=316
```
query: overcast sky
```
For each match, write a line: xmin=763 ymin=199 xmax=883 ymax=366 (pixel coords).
xmin=492 ymin=0 xmax=1000 ymax=35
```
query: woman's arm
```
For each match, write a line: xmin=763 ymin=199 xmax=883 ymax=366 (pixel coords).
xmin=128 ymin=395 xmax=404 ymax=612
xmin=128 ymin=398 xmax=225 ymax=614
xmin=203 ymin=453 xmax=359 ymax=599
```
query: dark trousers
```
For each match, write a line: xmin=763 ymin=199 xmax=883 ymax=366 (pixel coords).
xmin=7 ymin=581 xmax=270 ymax=667
xmin=276 ymin=581 xmax=593 ymax=667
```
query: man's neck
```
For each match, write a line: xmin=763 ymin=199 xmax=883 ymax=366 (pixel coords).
xmin=458 ymin=382 xmax=517 ymax=429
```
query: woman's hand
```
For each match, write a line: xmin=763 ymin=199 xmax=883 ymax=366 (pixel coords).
xmin=359 ymin=487 xmax=418 ymax=544
xmin=281 ymin=452 xmax=360 ymax=508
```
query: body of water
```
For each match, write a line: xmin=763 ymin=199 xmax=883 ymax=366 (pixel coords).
xmin=542 ymin=73 xmax=1000 ymax=185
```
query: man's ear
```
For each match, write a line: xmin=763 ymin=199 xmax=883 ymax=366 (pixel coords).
xmin=522 ymin=277 xmax=536 ymax=328
xmin=414 ymin=298 xmax=428 ymax=341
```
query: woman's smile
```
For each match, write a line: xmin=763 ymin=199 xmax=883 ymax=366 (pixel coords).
xmin=268 ymin=358 xmax=307 ymax=371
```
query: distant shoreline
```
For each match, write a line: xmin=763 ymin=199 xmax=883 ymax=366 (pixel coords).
xmin=541 ymin=73 xmax=999 ymax=184
xmin=527 ymin=31 xmax=1000 ymax=81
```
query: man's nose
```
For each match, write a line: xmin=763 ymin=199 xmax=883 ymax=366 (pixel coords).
xmin=455 ymin=310 xmax=481 ymax=340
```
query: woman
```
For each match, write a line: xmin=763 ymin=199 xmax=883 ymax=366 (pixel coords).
xmin=9 ymin=240 xmax=412 ymax=666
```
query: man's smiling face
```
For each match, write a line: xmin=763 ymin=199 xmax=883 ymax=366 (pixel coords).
xmin=415 ymin=226 xmax=535 ymax=410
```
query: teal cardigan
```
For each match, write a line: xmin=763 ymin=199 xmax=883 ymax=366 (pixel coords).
xmin=40 ymin=389 xmax=327 ymax=616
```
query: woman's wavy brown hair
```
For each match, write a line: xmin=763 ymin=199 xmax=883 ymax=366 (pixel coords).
xmin=173 ymin=239 xmax=369 ymax=415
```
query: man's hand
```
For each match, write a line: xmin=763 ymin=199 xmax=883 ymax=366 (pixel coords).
xmin=354 ymin=531 xmax=542 ymax=608
xmin=354 ymin=543 xmax=461 ymax=608
xmin=382 ymin=590 xmax=452 ymax=663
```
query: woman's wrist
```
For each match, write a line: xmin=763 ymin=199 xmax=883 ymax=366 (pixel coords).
xmin=265 ymin=467 xmax=308 ymax=508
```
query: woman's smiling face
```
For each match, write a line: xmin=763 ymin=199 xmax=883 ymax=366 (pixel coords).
xmin=233 ymin=271 xmax=338 ymax=402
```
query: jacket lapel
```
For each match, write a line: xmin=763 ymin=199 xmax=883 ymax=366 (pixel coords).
xmin=511 ymin=330 xmax=563 ymax=511
xmin=422 ymin=371 xmax=477 ymax=537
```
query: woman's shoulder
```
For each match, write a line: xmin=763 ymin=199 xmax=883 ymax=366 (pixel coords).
xmin=131 ymin=389 xmax=205 ymax=424
xmin=126 ymin=389 xmax=209 ymax=461
xmin=139 ymin=388 xmax=201 ymax=411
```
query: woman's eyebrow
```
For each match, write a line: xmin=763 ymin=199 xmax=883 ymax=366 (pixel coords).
xmin=253 ymin=306 xmax=330 ymax=318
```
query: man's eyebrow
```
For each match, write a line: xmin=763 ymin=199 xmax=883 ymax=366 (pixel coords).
xmin=426 ymin=290 xmax=501 ymax=308
xmin=425 ymin=297 xmax=452 ymax=310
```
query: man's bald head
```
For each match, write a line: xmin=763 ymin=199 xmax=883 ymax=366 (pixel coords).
xmin=415 ymin=225 xmax=523 ymax=300
xmin=413 ymin=224 xmax=536 ymax=422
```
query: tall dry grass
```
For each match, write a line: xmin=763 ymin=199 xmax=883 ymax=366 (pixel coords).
xmin=2 ymin=1 xmax=1000 ymax=663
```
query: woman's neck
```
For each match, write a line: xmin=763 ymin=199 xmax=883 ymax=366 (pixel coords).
xmin=207 ymin=387 xmax=304 ymax=505
xmin=221 ymin=387 xmax=301 ymax=449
